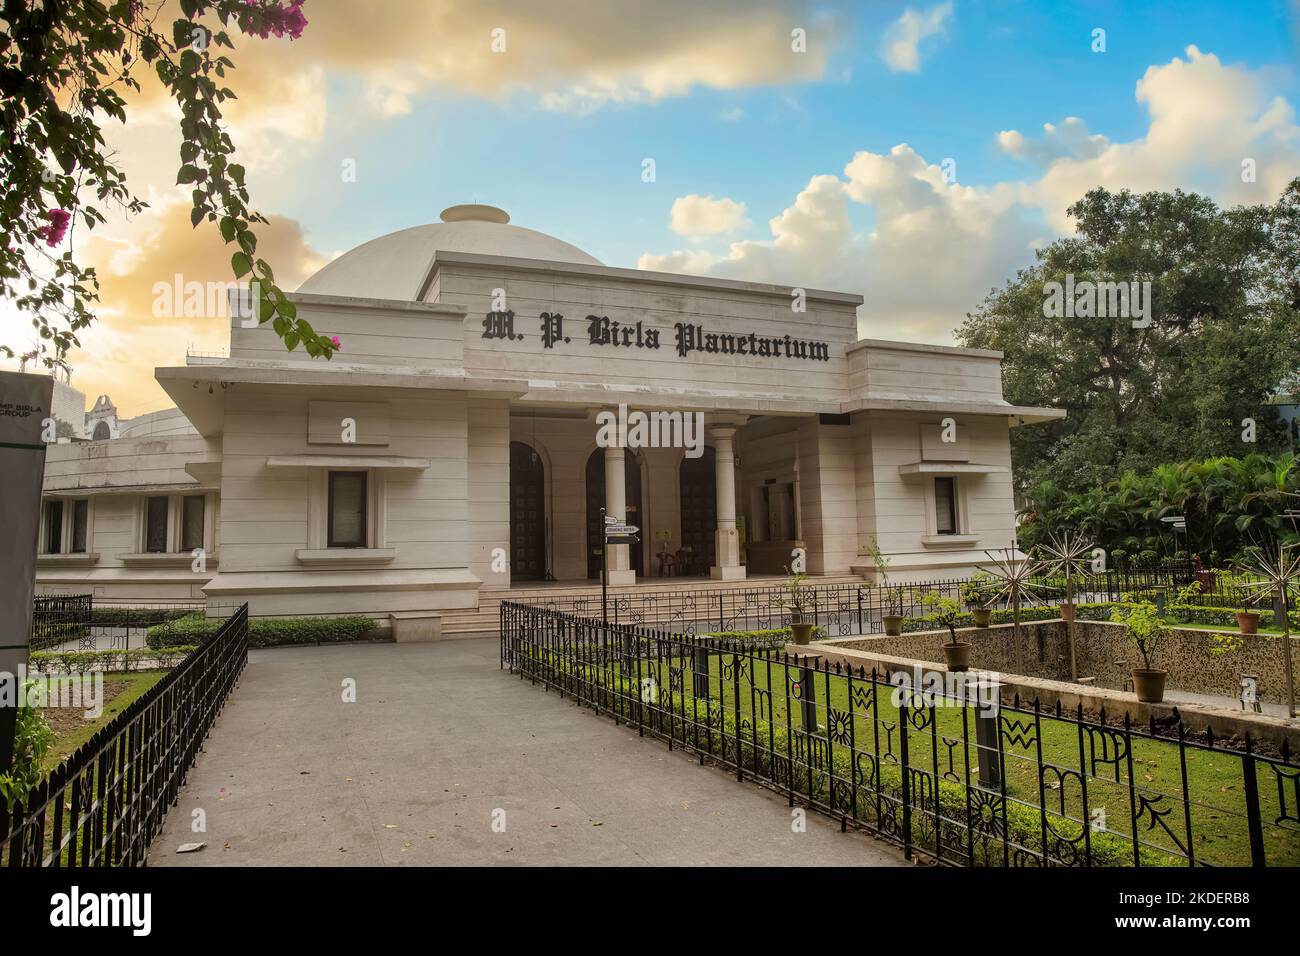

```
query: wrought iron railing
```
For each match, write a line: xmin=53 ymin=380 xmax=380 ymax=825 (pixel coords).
xmin=500 ymin=601 xmax=1300 ymax=867
xmin=519 ymin=579 xmax=971 ymax=637
xmin=1 ymin=604 xmax=250 ymax=867
xmin=30 ymin=594 xmax=93 ymax=652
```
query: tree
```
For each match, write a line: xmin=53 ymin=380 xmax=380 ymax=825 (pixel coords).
xmin=959 ymin=181 xmax=1300 ymax=494
xmin=0 ymin=0 xmax=335 ymax=368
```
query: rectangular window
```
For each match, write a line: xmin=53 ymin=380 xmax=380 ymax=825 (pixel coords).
xmin=71 ymin=500 xmax=88 ymax=553
xmin=182 ymin=495 xmax=205 ymax=552
xmin=45 ymin=500 xmax=63 ymax=554
xmin=328 ymin=472 xmax=367 ymax=548
xmin=145 ymin=496 xmax=169 ymax=553
xmin=935 ymin=477 xmax=958 ymax=535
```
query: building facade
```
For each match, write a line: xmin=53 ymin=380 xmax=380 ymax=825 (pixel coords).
xmin=34 ymin=204 xmax=1062 ymax=626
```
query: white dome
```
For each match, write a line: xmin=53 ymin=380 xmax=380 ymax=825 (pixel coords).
xmin=297 ymin=205 xmax=602 ymax=300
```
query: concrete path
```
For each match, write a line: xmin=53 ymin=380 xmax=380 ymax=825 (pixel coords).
xmin=149 ymin=638 xmax=905 ymax=866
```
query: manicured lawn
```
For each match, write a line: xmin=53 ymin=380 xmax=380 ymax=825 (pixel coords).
xmin=41 ymin=670 xmax=168 ymax=771
xmin=540 ymin=647 xmax=1299 ymax=867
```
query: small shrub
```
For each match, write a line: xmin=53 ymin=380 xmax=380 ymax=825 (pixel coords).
xmin=0 ymin=682 xmax=56 ymax=808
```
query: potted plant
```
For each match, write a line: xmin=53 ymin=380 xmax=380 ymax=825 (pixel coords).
xmin=1234 ymin=584 xmax=1262 ymax=635
xmin=924 ymin=592 xmax=972 ymax=671
xmin=881 ymin=587 xmax=905 ymax=636
xmin=1110 ymin=599 xmax=1168 ymax=703
xmin=784 ymin=568 xmax=814 ymax=645
xmin=863 ymin=536 xmax=905 ymax=635
xmin=962 ymin=572 xmax=993 ymax=627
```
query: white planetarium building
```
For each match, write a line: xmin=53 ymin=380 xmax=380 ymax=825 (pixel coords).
xmin=34 ymin=204 xmax=1062 ymax=636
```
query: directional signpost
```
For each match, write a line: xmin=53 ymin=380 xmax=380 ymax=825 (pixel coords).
xmin=599 ymin=507 xmax=640 ymax=624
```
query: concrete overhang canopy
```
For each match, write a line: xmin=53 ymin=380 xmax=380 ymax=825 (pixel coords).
xmin=898 ymin=462 xmax=1009 ymax=476
xmin=842 ymin=397 xmax=1066 ymax=425
xmin=266 ymin=455 xmax=431 ymax=471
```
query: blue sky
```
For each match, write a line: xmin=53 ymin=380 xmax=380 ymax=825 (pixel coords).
xmin=7 ymin=0 xmax=1298 ymax=414
xmin=274 ymin=0 xmax=1300 ymax=268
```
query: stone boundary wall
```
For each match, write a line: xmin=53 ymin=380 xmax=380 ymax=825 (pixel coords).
xmin=831 ymin=620 xmax=1299 ymax=705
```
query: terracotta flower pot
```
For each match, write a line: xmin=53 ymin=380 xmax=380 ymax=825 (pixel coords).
xmin=1059 ymin=602 xmax=1076 ymax=622
xmin=790 ymin=622 xmax=814 ymax=645
xmin=942 ymin=642 xmax=973 ymax=672
xmin=971 ymin=607 xmax=992 ymax=628
xmin=883 ymin=614 xmax=903 ymax=636
xmin=1237 ymin=612 xmax=1260 ymax=635
xmin=1131 ymin=668 xmax=1168 ymax=704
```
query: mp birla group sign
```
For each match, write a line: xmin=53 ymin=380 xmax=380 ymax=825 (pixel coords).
xmin=0 ymin=370 xmax=53 ymax=774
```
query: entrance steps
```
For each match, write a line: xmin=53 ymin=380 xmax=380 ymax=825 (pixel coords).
xmin=440 ymin=573 xmax=867 ymax=638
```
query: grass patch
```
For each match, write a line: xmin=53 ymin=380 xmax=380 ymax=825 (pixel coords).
xmin=516 ymin=642 xmax=1299 ymax=866
xmin=40 ymin=670 xmax=168 ymax=771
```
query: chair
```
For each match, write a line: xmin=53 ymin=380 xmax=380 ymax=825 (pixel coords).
xmin=655 ymin=550 xmax=676 ymax=578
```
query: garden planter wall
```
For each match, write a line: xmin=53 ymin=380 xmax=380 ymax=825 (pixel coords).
xmin=831 ymin=621 xmax=1299 ymax=705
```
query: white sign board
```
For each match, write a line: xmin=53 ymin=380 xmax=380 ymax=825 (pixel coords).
xmin=0 ymin=371 xmax=53 ymax=772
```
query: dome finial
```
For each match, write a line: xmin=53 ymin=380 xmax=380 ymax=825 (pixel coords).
xmin=440 ymin=204 xmax=510 ymax=225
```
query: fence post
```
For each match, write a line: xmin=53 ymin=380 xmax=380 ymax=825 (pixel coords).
xmin=1240 ymin=735 xmax=1267 ymax=868
xmin=974 ymin=679 xmax=1002 ymax=790
xmin=799 ymin=655 xmax=820 ymax=734
xmin=693 ymin=643 xmax=711 ymax=699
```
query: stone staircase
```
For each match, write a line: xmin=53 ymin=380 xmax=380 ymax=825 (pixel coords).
xmin=440 ymin=573 xmax=867 ymax=638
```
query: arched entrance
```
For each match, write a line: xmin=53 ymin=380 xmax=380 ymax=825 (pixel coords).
xmin=679 ymin=446 xmax=716 ymax=573
xmin=585 ymin=448 xmax=643 ymax=579
xmin=510 ymin=441 xmax=547 ymax=580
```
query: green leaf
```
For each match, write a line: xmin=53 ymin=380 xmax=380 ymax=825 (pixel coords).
xmin=231 ymin=252 xmax=252 ymax=278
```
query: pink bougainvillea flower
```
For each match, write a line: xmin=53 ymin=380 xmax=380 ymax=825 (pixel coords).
xmin=239 ymin=0 xmax=308 ymax=40
xmin=36 ymin=208 xmax=71 ymax=247
xmin=330 ymin=335 xmax=341 ymax=349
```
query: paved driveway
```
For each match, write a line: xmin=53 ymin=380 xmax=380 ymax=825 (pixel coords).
xmin=149 ymin=638 xmax=904 ymax=866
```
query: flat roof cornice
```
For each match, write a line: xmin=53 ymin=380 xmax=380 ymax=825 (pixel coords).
xmin=424 ymin=251 xmax=865 ymax=307
xmin=846 ymin=338 xmax=1004 ymax=360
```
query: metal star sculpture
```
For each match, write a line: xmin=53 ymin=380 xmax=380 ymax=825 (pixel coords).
xmin=1036 ymin=530 xmax=1096 ymax=679
xmin=975 ymin=546 xmax=1049 ymax=675
xmin=1236 ymin=539 xmax=1299 ymax=718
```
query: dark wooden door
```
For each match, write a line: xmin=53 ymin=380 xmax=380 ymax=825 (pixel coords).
xmin=586 ymin=449 xmax=643 ymax=578
xmin=679 ymin=446 xmax=716 ymax=573
xmin=510 ymin=442 xmax=546 ymax=580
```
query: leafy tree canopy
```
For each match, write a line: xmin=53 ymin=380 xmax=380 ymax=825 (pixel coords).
xmin=0 ymin=0 xmax=331 ymax=368
xmin=958 ymin=180 xmax=1300 ymax=494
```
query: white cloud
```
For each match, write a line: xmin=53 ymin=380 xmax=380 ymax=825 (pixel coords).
xmin=669 ymin=195 xmax=750 ymax=238
xmin=880 ymin=2 xmax=954 ymax=73
xmin=720 ymin=107 xmax=745 ymax=123
xmin=997 ymin=117 xmax=1110 ymax=165
xmin=639 ymin=46 xmax=1300 ymax=345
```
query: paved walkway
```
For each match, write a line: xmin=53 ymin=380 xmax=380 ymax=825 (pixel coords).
xmin=149 ymin=638 xmax=904 ymax=866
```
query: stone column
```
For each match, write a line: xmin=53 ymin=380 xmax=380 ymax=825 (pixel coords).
xmin=710 ymin=425 xmax=745 ymax=580
xmin=604 ymin=445 xmax=635 ymax=585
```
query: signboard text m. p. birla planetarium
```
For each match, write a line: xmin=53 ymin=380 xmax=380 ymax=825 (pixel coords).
xmin=481 ymin=310 xmax=832 ymax=362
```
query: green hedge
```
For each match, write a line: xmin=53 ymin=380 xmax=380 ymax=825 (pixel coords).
xmin=901 ymin=602 xmax=1297 ymax=634
xmin=901 ymin=603 xmax=1116 ymax=633
xmin=90 ymin=607 xmax=196 ymax=627
xmin=30 ymin=646 xmax=197 ymax=673
xmin=147 ymin=613 xmax=378 ymax=649
xmin=700 ymin=627 xmax=820 ymax=648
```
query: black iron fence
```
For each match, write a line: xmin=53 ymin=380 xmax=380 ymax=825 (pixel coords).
xmin=500 ymin=601 xmax=1300 ymax=867
xmin=522 ymin=579 xmax=971 ymax=637
xmin=1 ymin=604 xmax=250 ymax=867
xmin=30 ymin=594 xmax=92 ymax=652
xmin=517 ymin=561 xmax=1231 ymax=639
xmin=29 ymin=599 xmax=230 ymax=654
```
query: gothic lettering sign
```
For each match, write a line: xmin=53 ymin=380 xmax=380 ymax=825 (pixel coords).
xmin=481 ymin=310 xmax=831 ymax=362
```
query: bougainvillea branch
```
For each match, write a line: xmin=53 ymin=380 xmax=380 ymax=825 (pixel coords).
xmin=0 ymin=0 xmax=337 ymax=365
